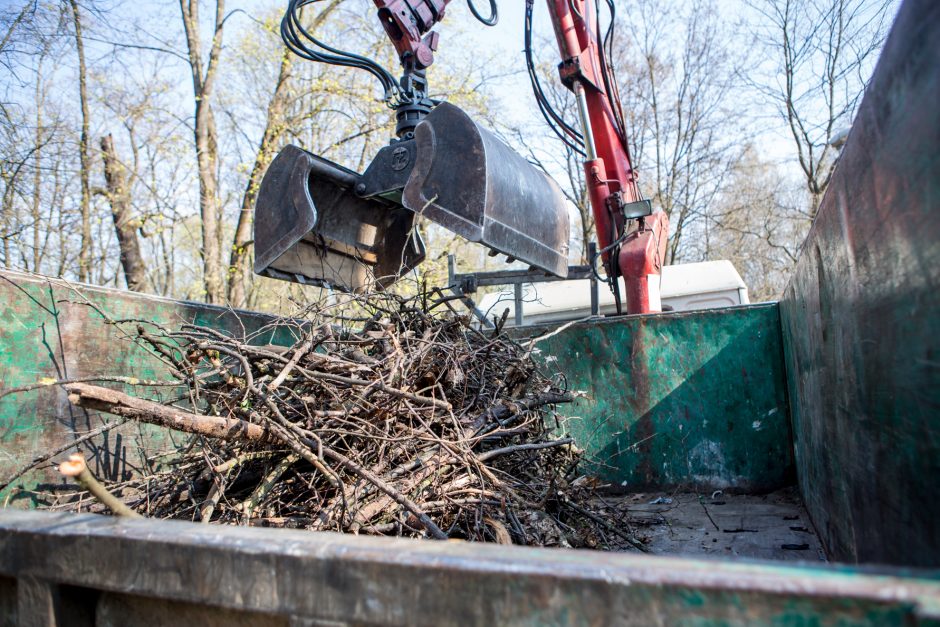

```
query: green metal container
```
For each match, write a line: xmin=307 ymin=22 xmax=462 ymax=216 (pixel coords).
xmin=0 ymin=272 xmax=936 ymax=625
xmin=0 ymin=0 xmax=937 ymax=623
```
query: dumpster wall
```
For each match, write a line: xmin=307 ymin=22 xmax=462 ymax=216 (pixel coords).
xmin=1 ymin=510 xmax=938 ymax=626
xmin=0 ymin=271 xmax=792 ymax=498
xmin=520 ymin=305 xmax=793 ymax=492
xmin=0 ymin=271 xmax=298 ymax=502
xmin=779 ymin=0 xmax=940 ymax=567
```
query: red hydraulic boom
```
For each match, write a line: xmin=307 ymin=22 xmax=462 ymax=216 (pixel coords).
xmin=256 ymin=0 xmax=668 ymax=314
xmin=373 ymin=0 xmax=668 ymax=312
xmin=545 ymin=0 xmax=668 ymax=313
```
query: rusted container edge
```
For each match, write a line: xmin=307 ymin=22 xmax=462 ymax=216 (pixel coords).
xmin=0 ymin=269 xmax=285 ymax=320
xmin=0 ymin=510 xmax=937 ymax=625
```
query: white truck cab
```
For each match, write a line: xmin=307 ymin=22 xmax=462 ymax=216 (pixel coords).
xmin=476 ymin=260 xmax=749 ymax=326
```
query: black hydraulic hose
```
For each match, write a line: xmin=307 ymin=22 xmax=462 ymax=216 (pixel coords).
xmin=594 ymin=0 xmax=627 ymax=145
xmin=467 ymin=0 xmax=498 ymax=26
xmin=281 ymin=0 xmax=401 ymax=105
xmin=283 ymin=11 xmax=393 ymax=86
xmin=589 ymin=227 xmax=627 ymax=285
xmin=593 ymin=0 xmax=641 ymax=200
xmin=611 ymin=254 xmax=622 ymax=313
xmin=524 ymin=0 xmax=586 ymax=157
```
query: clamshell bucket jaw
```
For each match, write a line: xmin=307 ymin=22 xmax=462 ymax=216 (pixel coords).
xmin=254 ymin=103 xmax=570 ymax=292
xmin=253 ymin=145 xmax=426 ymax=293
xmin=403 ymin=103 xmax=570 ymax=277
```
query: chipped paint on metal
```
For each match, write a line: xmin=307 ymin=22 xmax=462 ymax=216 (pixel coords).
xmin=519 ymin=304 xmax=793 ymax=491
xmin=0 ymin=271 xmax=295 ymax=502
xmin=1 ymin=510 xmax=939 ymax=625
xmin=779 ymin=0 xmax=940 ymax=567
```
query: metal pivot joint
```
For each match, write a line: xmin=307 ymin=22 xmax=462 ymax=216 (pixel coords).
xmin=395 ymin=58 xmax=434 ymax=139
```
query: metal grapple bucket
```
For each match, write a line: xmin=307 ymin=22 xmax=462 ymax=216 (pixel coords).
xmin=253 ymin=145 xmax=425 ymax=293
xmin=403 ymin=103 xmax=570 ymax=277
xmin=254 ymin=103 xmax=570 ymax=292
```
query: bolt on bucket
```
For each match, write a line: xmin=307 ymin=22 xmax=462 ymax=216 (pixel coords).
xmin=253 ymin=145 xmax=426 ymax=293
xmin=403 ymin=102 xmax=570 ymax=277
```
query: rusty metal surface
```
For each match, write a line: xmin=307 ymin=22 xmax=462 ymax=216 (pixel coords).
xmin=778 ymin=0 xmax=940 ymax=567
xmin=0 ymin=270 xmax=298 ymax=503
xmin=0 ymin=509 xmax=937 ymax=625
xmin=404 ymin=102 xmax=571 ymax=276
xmin=517 ymin=304 xmax=793 ymax=492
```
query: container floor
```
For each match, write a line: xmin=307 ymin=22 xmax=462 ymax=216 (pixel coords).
xmin=605 ymin=486 xmax=826 ymax=561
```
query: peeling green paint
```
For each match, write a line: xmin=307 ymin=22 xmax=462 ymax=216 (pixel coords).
xmin=778 ymin=0 xmax=940 ymax=568
xmin=520 ymin=304 xmax=793 ymax=491
xmin=0 ymin=272 xmax=793 ymax=498
xmin=1 ymin=508 xmax=939 ymax=625
xmin=1 ymin=273 xmax=939 ymax=622
xmin=0 ymin=272 xmax=295 ymax=502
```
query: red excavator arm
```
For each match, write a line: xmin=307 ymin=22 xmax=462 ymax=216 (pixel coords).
xmin=372 ymin=0 xmax=668 ymax=313
xmin=544 ymin=0 xmax=669 ymax=313
xmin=257 ymin=0 xmax=666 ymax=313
xmin=374 ymin=0 xmax=447 ymax=69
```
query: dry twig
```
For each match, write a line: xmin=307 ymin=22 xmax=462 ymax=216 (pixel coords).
xmin=19 ymin=289 xmax=640 ymax=550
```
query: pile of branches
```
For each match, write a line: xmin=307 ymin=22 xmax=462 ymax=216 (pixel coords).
xmin=36 ymin=291 xmax=642 ymax=549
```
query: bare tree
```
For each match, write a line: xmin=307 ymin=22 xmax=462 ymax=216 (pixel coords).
xmin=0 ymin=2 xmax=39 ymax=73
xmin=527 ymin=1 xmax=740 ymax=266
xmin=226 ymin=49 xmax=290 ymax=307
xmin=100 ymin=134 xmax=146 ymax=290
xmin=226 ymin=0 xmax=342 ymax=307
xmin=747 ymin=0 xmax=895 ymax=214
xmin=707 ymin=146 xmax=806 ymax=299
xmin=67 ymin=0 xmax=92 ymax=282
xmin=30 ymin=51 xmax=45 ymax=272
xmin=561 ymin=145 xmax=593 ymax=264
xmin=0 ymin=0 xmax=524 ymax=308
xmin=620 ymin=0 xmax=740 ymax=264
xmin=180 ymin=0 xmax=226 ymax=303
xmin=0 ymin=148 xmax=28 ymax=268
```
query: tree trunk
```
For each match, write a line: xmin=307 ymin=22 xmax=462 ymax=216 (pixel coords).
xmin=226 ymin=53 xmax=291 ymax=307
xmin=226 ymin=0 xmax=342 ymax=307
xmin=100 ymin=134 xmax=147 ymax=291
xmin=195 ymin=97 xmax=223 ymax=302
xmin=31 ymin=59 xmax=42 ymax=272
xmin=180 ymin=0 xmax=226 ymax=303
xmin=1 ymin=173 xmax=13 ymax=268
xmin=68 ymin=0 xmax=92 ymax=283
xmin=55 ymin=162 xmax=68 ymax=277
